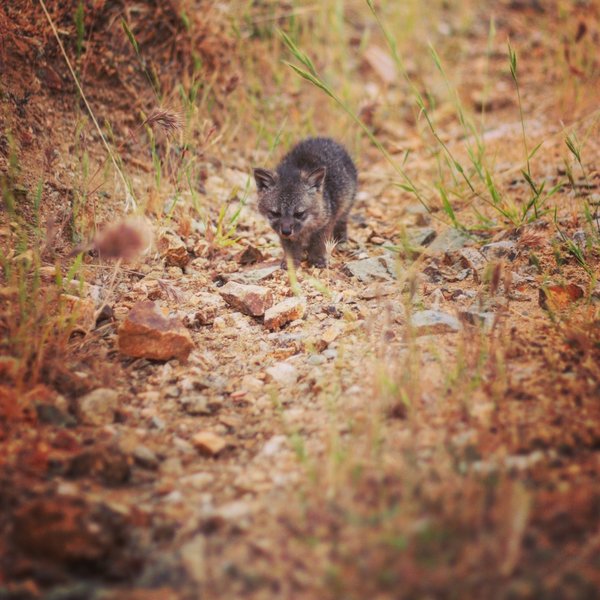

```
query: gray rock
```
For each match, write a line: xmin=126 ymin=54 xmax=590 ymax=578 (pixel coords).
xmin=265 ymin=362 xmax=298 ymax=386
xmin=410 ymin=310 xmax=461 ymax=335
xmin=428 ymin=228 xmax=472 ymax=252
xmin=150 ymin=415 xmax=166 ymax=430
xmin=481 ymin=240 xmax=518 ymax=261
xmin=455 ymin=247 xmax=487 ymax=272
xmin=343 ymin=256 xmax=397 ymax=283
xmin=133 ymin=445 xmax=160 ymax=470
xmin=307 ymin=354 xmax=326 ymax=366
xmin=230 ymin=264 xmax=279 ymax=285
xmin=408 ymin=227 xmax=437 ymax=247
xmin=74 ymin=388 xmax=119 ymax=426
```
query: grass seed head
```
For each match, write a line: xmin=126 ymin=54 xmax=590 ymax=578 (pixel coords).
xmin=144 ymin=108 xmax=183 ymax=138
xmin=92 ymin=218 xmax=152 ymax=261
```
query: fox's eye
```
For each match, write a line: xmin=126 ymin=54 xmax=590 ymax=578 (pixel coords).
xmin=294 ymin=210 xmax=306 ymax=219
xmin=268 ymin=210 xmax=281 ymax=218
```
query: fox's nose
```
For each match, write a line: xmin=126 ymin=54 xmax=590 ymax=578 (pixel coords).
xmin=280 ymin=224 xmax=293 ymax=238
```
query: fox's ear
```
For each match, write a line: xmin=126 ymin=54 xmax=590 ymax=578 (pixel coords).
xmin=253 ymin=168 xmax=277 ymax=191
xmin=305 ymin=166 xmax=326 ymax=191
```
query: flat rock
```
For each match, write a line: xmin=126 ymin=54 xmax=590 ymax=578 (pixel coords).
xmin=481 ymin=240 xmax=518 ymax=261
xmin=265 ymin=362 xmax=298 ymax=386
xmin=230 ymin=263 xmax=279 ymax=285
xmin=132 ymin=445 xmax=160 ymax=469
xmin=264 ymin=297 xmax=307 ymax=330
xmin=408 ymin=227 xmax=437 ymax=247
xmin=343 ymin=256 xmax=396 ymax=283
xmin=219 ymin=281 xmax=273 ymax=316
xmin=539 ymin=283 xmax=584 ymax=311
xmin=428 ymin=228 xmax=472 ymax=252
xmin=410 ymin=310 xmax=461 ymax=335
xmin=157 ymin=229 xmax=189 ymax=268
xmin=118 ymin=301 xmax=194 ymax=361
xmin=192 ymin=431 xmax=228 ymax=456
xmin=74 ymin=388 xmax=119 ymax=426
xmin=454 ymin=247 xmax=487 ymax=272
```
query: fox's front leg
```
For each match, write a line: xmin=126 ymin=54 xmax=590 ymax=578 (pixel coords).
xmin=306 ymin=230 xmax=328 ymax=268
xmin=280 ymin=238 xmax=302 ymax=270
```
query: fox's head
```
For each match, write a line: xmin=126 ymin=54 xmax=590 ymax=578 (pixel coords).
xmin=253 ymin=166 xmax=328 ymax=241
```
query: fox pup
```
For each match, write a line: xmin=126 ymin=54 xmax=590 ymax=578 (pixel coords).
xmin=254 ymin=137 xmax=357 ymax=269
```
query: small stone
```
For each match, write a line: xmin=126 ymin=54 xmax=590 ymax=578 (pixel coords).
xmin=118 ymin=301 xmax=194 ymax=361
xmin=157 ymin=229 xmax=190 ymax=268
xmin=173 ymin=437 xmax=195 ymax=455
xmin=166 ymin=266 xmax=183 ymax=278
xmin=150 ymin=416 xmax=166 ymax=430
xmin=219 ymin=281 xmax=273 ymax=316
xmin=188 ymin=293 xmax=224 ymax=326
xmin=343 ymin=256 xmax=396 ymax=283
xmin=235 ymin=244 xmax=265 ymax=265
xmin=67 ymin=447 xmax=131 ymax=486
xmin=265 ymin=362 xmax=298 ymax=386
xmin=180 ymin=534 xmax=206 ymax=584
xmin=481 ymin=240 xmax=518 ymax=261
xmin=321 ymin=324 xmax=342 ymax=345
xmin=307 ymin=354 xmax=326 ymax=366
xmin=180 ymin=472 xmax=215 ymax=490
xmin=74 ymin=388 xmax=119 ymax=426
xmin=359 ymin=284 xmax=395 ymax=300
xmin=258 ymin=435 xmax=288 ymax=458
xmin=133 ymin=445 xmax=159 ymax=470
xmin=428 ymin=228 xmax=471 ymax=252
xmin=240 ymin=375 xmax=264 ymax=392
xmin=264 ymin=296 xmax=307 ymax=330
xmin=410 ymin=310 xmax=461 ymax=335
xmin=459 ymin=310 xmax=495 ymax=331
xmin=408 ymin=227 xmax=437 ymax=247
xmin=455 ymin=247 xmax=487 ymax=272
xmin=215 ymin=500 xmax=253 ymax=522
xmin=192 ymin=431 xmax=228 ymax=456
xmin=180 ymin=395 xmax=212 ymax=416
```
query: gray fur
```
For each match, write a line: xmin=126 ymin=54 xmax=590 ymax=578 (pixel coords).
xmin=254 ymin=137 xmax=357 ymax=268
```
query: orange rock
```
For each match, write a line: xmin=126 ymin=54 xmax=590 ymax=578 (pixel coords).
xmin=264 ymin=297 xmax=306 ymax=330
xmin=219 ymin=281 xmax=273 ymax=316
xmin=118 ymin=301 xmax=194 ymax=361
xmin=192 ymin=431 xmax=228 ymax=457
xmin=539 ymin=283 xmax=584 ymax=311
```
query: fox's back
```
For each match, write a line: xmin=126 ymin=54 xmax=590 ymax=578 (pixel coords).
xmin=277 ymin=137 xmax=357 ymax=211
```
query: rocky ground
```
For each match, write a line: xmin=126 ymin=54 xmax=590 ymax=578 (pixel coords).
xmin=1 ymin=2 xmax=600 ymax=599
